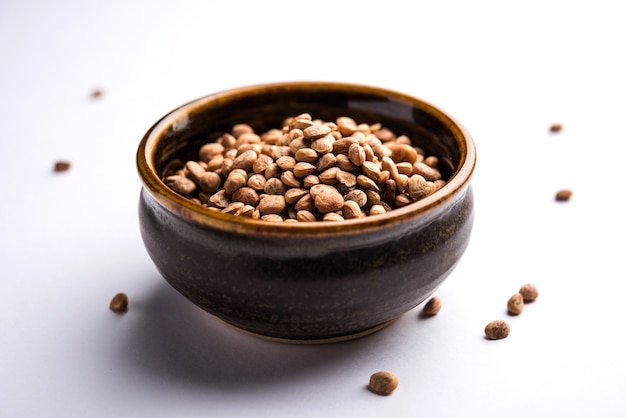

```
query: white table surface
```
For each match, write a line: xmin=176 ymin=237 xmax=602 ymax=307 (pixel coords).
xmin=2 ymin=1 xmax=626 ymax=417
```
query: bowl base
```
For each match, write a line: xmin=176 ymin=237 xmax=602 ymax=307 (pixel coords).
xmin=220 ymin=318 xmax=399 ymax=344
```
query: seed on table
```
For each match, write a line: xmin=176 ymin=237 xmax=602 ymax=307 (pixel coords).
xmin=109 ymin=293 xmax=128 ymax=313
xmin=507 ymin=293 xmax=524 ymax=315
xmin=369 ymin=371 xmax=398 ymax=396
xmin=555 ymin=189 xmax=573 ymax=202
xmin=484 ymin=320 xmax=510 ymax=340
xmin=549 ymin=123 xmax=563 ymax=133
xmin=422 ymin=296 xmax=442 ymax=315
xmin=519 ymin=283 xmax=539 ymax=302
xmin=53 ymin=161 xmax=71 ymax=172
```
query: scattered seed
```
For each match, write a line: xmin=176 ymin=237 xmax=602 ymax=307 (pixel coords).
xmin=484 ymin=319 xmax=510 ymax=340
xmin=507 ymin=293 xmax=524 ymax=315
xmin=519 ymin=283 xmax=539 ymax=302
xmin=91 ymin=88 xmax=103 ymax=98
xmin=422 ymin=296 xmax=442 ymax=315
xmin=109 ymin=293 xmax=128 ymax=313
xmin=555 ymin=189 xmax=573 ymax=202
xmin=369 ymin=371 xmax=399 ymax=396
xmin=549 ymin=123 xmax=562 ymax=133
xmin=53 ymin=161 xmax=71 ymax=172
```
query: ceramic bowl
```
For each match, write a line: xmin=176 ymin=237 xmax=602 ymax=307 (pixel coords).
xmin=136 ymin=81 xmax=476 ymax=343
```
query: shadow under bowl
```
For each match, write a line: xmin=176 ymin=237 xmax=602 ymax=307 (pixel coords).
xmin=136 ymin=81 xmax=476 ymax=343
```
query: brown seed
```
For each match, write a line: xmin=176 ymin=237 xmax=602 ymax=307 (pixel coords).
xmin=342 ymin=200 xmax=362 ymax=219
xmin=422 ymin=296 xmax=442 ymax=315
xmin=519 ymin=283 xmax=539 ymax=302
xmin=369 ymin=371 xmax=398 ymax=396
xmin=310 ymin=184 xmax=344 ymax=213
xmin=549 ymin=123 xmax=563 ymax=133
xmin=507 ymin=293 xmax=524 ymax=315
xmin=109 ymin=293 xmax=128 ymax=313
xmin=53 ymin=161 xmax=71 ymax=172
xmin=555 ymin=189 xmax=573 ymax=202
xmin=257 ymin=195 xmax=286 ymax=215
xmin=91 ymin=88 xmax=103 ymax=98
xmin=484 ymin=320 xmax=510 ymax=340
xmin=303 ymin=123 xmax=331 ymax=140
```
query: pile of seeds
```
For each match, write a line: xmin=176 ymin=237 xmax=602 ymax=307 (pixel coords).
xmin=162 ymin=113 xmax=447 ymax=222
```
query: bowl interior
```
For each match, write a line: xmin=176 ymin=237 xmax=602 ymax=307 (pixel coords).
xmin=149 ymin=82 xmax=464 ymax=184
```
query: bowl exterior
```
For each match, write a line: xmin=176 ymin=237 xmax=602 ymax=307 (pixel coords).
xmin=138 ymin=183 xmax=473 ymax=341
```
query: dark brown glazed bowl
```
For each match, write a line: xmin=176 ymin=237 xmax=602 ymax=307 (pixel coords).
xmin=136 ymin=81 xmax=476 ymax=343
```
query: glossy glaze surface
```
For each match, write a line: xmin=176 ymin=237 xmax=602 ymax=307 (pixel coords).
xmin=137 ymin=81 xmax=476 ymax=342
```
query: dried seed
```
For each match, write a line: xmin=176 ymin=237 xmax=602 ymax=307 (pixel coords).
xmin=303 ymin=123 xmax=331 ymax=140
xmin=294 ymin=148 xmax=318 ymax=163
xmin=53 ymin=161 xmax=71 ymax=172
xmin=280 ymin=170 xmax=301 ymax=188
xmin=296 ymin=210 xmax=317 ymax=222
xmin=519 ymin=283 xmax=539 ymax=302
xmin=264 ymin=178 xmax=288 ymax=195
xmin=310 ymin=134 xmax=335 ymax=154
xmin=390 ymin=143 xmax=419 ymax=164
xmin=344 ymin=189 xmax=367 ymax=207
xmin=285 ymin=188 xmax=309 ymax=205
xmin=231 ymin=149 xmax=258 ymax=171
xmin=276 ymin=155 xmax=296 ymax=171
xmin=342 ymin=200 xmax=362 ymax=219
xmin=369 ymin=204 xmax=386 ymax=216
xmin=335 ymin=169 xmax=357 ymax=188
xmin=369 ymin=371 xmax=398 ymax=396
xmin=172 ymin=176 xmax=197 ymax=195
xmin=231 ymin=187 xmax=259 ymax=206
xmin=555 ymin=189 xmax=573 ymax=201
xmin=184 ymin=160 xmax=205 ymax=183
xmin=310 ymin=184 xmax=344 ymax=213
xmin=348 ymin=143 xmax=366 ymax=166
xmin=224 ymin=169 xmax=247 ymax=195
xmin=323 ymin=212 xmax=344 ymax=221
xmin=484 ymin=320 xmax=510 ymax=340
xmin=293 ymin=162 xmax=317 ymax=178
xmin=258 ymin=195 xmax=286 ymax=215
xmin=507 ymin=293 xmax=524 ymax=315
xmin=549 ymin=123 xmax=563 ymax=133
xmin=422 ymin=296 xmax=442 ymax=315
xmin=302 ymin=175 xmax=320 ymax=189
xmin=109 ymin=293 xmax=128 ymax=313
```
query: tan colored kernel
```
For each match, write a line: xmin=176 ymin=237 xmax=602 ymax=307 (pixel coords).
xmin=422 ymin=296 xmax=442 ymax=315
xmin=555 ymin=189 xmax=573 ymax=202
xmin=310 ymin=184 xmax=344 ymax=213
xmin=348 ymin=143 xmax=366 ymax=166
xmin=390 ymin=143 xmax=419 ymax=164
xmin=369 ymin=204 xmax=386 ymax=216
xmin=507 ymin=293 xmax=524 ymax=315
xmin=224 ymin=169 xmax=247 ymax=195
xmin=199 ymin=171 xmax=221 ymax=193
xmin=258 ymin=195 xmax=286 ymax=215
xmin=293 ymin=162 xmax=316 ymax=178
xmin=369 ymin=371 xmax=398 ymax=396
xmin=519 ymin=283 xmax=539 ymax=302
xmin=311 ymin=134 xmax=335 ymax=154
xmin=485 ymin=320 xmax=510 ymax=340
xmin=172 ymin=176 xmax=197 ymax=195
xmin=231 ymin=187 xmax=259 ymax=206
xmin=109 ymin=293 xmax=128 ymax=313
xmin=342 ymin=200 xmax=362 ymax=219
xmin=303 ymin=123 xmax=331 ymax=140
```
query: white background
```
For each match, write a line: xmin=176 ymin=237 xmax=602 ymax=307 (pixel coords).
xmin=2 ymin=1 xmax=625 ymax=417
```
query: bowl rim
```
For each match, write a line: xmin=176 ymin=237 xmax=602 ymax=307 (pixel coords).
xmin=137 ymin=81 xmax=476 ymax=236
